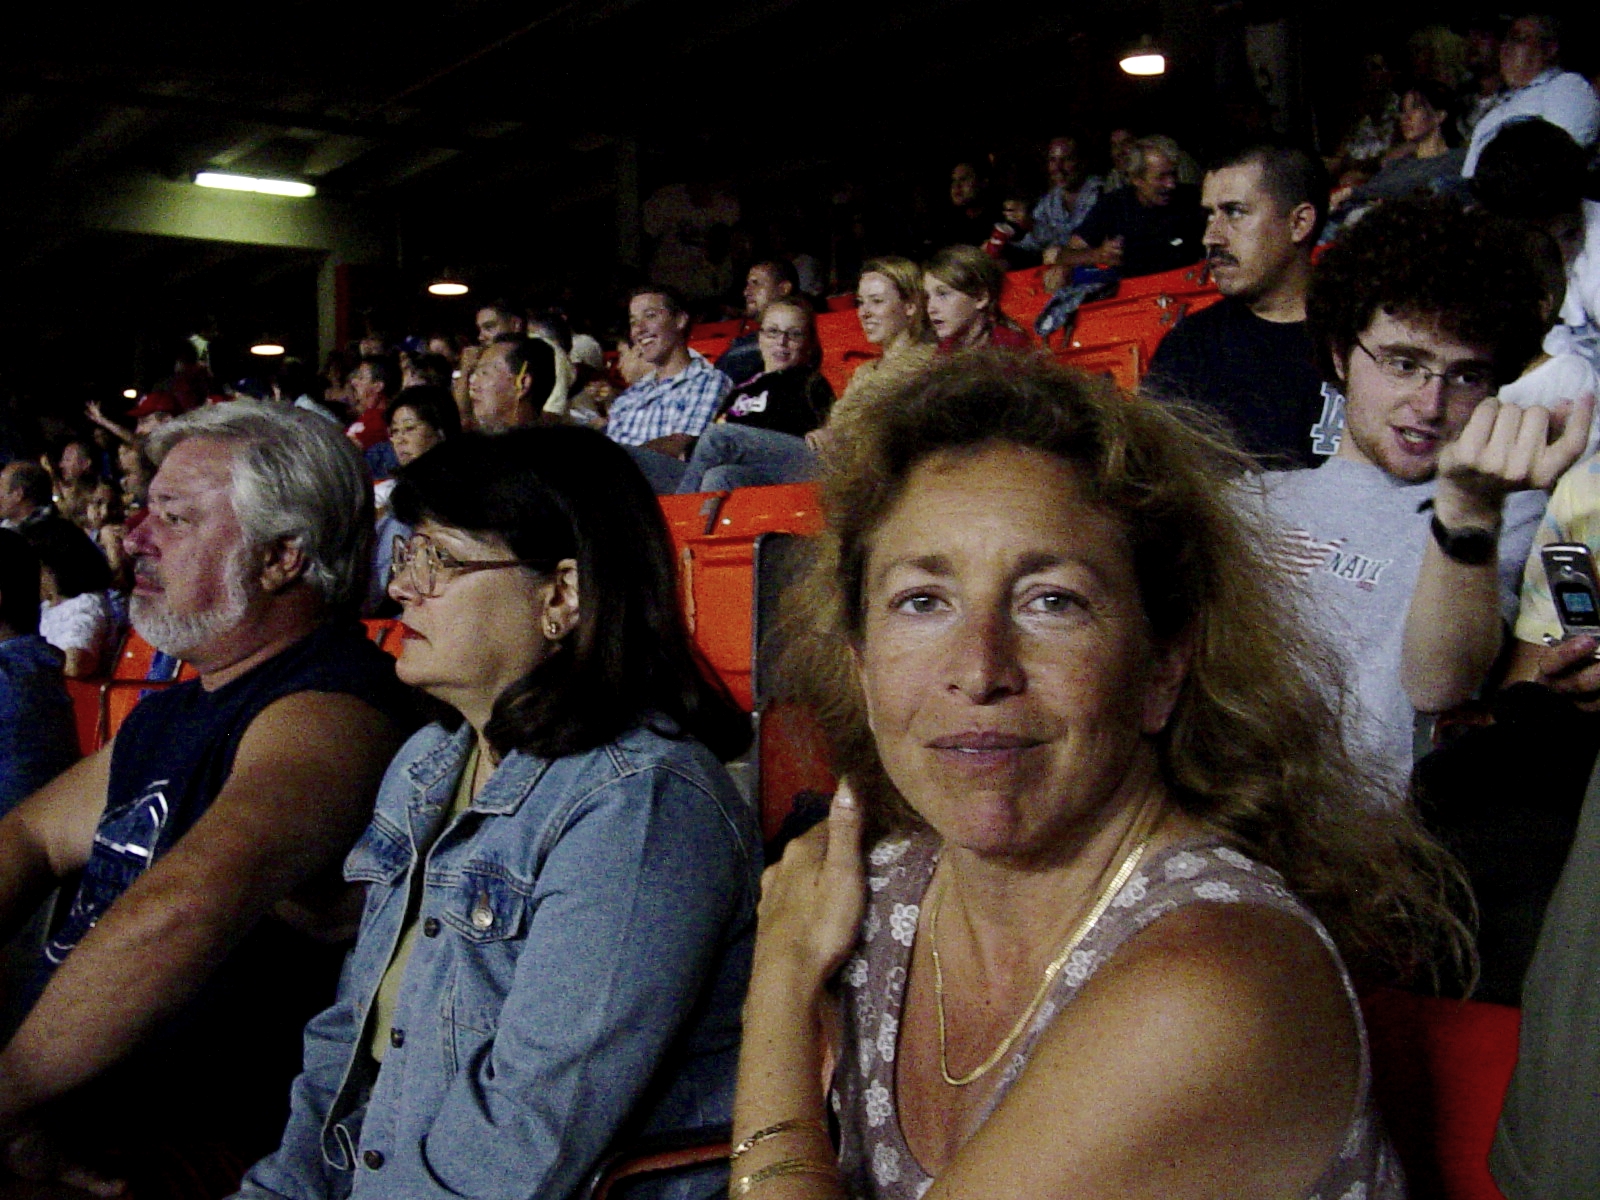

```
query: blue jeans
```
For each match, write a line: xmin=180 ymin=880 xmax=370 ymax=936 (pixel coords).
xmin=625 ymin=445 xmax=690 ymax=495
xmin=676 ymin=425 xmax=817 ymax=493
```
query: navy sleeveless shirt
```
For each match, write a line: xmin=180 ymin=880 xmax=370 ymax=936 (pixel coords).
xmin=38 ymin=619 xmax=419 ymax=1152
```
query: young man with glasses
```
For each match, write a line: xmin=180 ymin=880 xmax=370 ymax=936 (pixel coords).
xmin=1258 ymin=197 xmax=1570 ymax=789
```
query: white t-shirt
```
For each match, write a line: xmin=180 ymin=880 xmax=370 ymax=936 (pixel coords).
xmin=1463 ymin=70 xmax=1600 ymax=176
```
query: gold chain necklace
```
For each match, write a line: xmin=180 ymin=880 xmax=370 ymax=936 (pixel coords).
xmin=928 ymin=819 xmax=1156 ymax=1088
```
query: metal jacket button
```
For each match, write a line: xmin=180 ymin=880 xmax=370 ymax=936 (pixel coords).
xmin=389 ymin=1027 xmax=404 ymax=1048
xmin=363 ymin=1150 xmax=384 ymax=1170
xmin=422 ymin=917 xmax=441 ymax=937
xmin=470 ymin=896 xmax=494 ymax=929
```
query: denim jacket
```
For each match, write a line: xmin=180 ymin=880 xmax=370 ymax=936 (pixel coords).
xmin=236 ymin=718 xmax=760 ymax=1200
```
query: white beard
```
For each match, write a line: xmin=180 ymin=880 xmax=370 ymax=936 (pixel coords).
xmin=130 ymin=544 xmax=258 ymax=660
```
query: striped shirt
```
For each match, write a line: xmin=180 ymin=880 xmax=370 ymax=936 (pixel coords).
xmin=605 ymin=351 xmax=730 ymax=446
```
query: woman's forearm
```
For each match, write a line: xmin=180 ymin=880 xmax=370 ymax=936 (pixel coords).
xmin=731 ymin=962 xmax=845 ymax=1199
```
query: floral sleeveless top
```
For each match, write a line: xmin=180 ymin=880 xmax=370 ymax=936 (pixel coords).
xmin=832 ymin=832 xmax=1404 ymax=1200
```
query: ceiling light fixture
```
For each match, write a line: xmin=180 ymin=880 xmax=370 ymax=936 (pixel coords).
xmin=122 ymin=388 xmax=138 ymax=399
xmin=427 ymin=270 xmax=469 ymax=297
xmin=249 ymin=337 xmax=286 ymax=357
xmin=194 ymin=171 xmax=317 ymax=198
xmin=1119 ymin=37 xmax=1166 ymax=76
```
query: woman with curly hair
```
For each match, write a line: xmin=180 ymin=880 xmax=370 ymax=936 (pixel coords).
xmin=731 ymin=348 xmax=1469 ymax=1200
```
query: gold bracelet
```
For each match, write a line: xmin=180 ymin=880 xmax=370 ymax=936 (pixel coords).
xmin=732 ymin=1157 xmax=835 ymax=1197
xmin=729 ymin=1117 xmax=828 ymax=1164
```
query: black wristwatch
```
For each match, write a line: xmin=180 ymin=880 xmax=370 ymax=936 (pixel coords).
xmin=1430 ymin=514 xmax=1497 ymax=566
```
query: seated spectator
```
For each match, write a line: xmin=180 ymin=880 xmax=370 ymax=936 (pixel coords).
xmin=399 ymin=350 xmax=452 ymax=391
xmin=1337 ymin=81 xmax=1468 ymax=212
xmin=1045 ymin=135 xmax=1206 ymax=286
xmin=474 ymin=299 xmax=525 ymax=345
xmin=671 ymin=298 xmax=835 ymax=493
xmin=983 ymin=181 xmax=1044 ymax=270
xmin=1463 ymin=14 xmax=1600 ymax=177
xmin=1261 ymin=196 xmax=1553 ymax=789
xmin=606 ymin=286 xmax=732 ymax=492
xmin=48 ymin=439 xmax=99 ymax=528
xmin=1474 ymin=118 xmax=1600 ymax=372
xmin=925 ymin=160 xmax=995 ymax=251
xmin=1144 ymin=144 xmax=1331 ymax=469
xmin=1329 ymin=52 xmax=1403 ymax=179
xmin=0 ymin=529 xmax=77 ymax=817
xmin=79 ymin=478 xmax=132 ymax=592
xmin=717 ymin=260 xmax=799 ymax=386
xmin=0 ymin=461 xmax=56 ymax=531
xmin=116 ymin=439 xmax=154 ymax=520
xmin=0 ymin=402 xmax=415 ymax=1195
xmin=370 ymin=386 xmax=462 ymax=614
xmin=736 ymin=350 xmax=1462 ymax=1200
xmin=837 ymin=255 xmax=938 ymax=407
xmin=468 ymin=334 xmax=560 ymax=433
xmin=1018 ymin=135 xmax=1105 ymax=259
xmin=238 ymin=427 xmax=756 ymax=1200
xmin=25 ymin=515 xmax=114 ymax=679
xmin=345 ymin=354 xmax=402 ymax=480
xmin=923 ymin=245 xmax=1030 ymax=351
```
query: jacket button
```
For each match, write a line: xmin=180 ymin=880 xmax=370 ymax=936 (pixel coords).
xmin=470 ymin=902 xmax=494 ymax=930
xmin=422 ymin=917 xmax=440 ymax=937
xmin=389 ymin=1027 xmax=404 ymax=1048
xmin=363 ymin=1150 xmax=384 ymax=1170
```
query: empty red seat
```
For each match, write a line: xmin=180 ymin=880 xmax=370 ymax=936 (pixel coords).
xmin=1058 ymin=339 xmax=1142 ymax=392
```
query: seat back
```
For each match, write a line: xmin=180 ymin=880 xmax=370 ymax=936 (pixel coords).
xmin=1109 ymin=261 xmax=1212 ymax=300
xmin=1058 ymin=339 xmax=1141 ymax=392
xmin=815 ymin=309 xmax=876 ymax=396
xmin=65 ymin=678 xmax=104 ymax=757
xmin=674 ymin=484 xmax=824 ymax=713
xmin=1361 ymin=988 xmax=1519 ymax=1200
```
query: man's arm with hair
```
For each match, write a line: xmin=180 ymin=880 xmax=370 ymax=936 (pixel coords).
xmin=0 ymin=691 xmax=404 ymax=1122
xmin=1403 ymin=397 xmax=1590 ymax=711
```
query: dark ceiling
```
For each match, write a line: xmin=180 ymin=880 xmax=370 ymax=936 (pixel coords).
xmin=0 ymin=0 xmax=1560 ymax=413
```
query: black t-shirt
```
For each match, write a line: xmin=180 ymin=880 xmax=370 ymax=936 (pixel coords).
xmin=1144 ymin=297 xmax=1327 ymax=469
xmin=41 ymin=619 xmax=420 ymax=1153
xmin=718 ymin=366 xmax=835 ymax=438
xmin=1073 ymin=185 xmax=1206 ymax=278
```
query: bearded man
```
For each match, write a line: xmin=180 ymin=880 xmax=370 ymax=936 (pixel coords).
xmin=0 ymin=402 xmax=416 ymax=1194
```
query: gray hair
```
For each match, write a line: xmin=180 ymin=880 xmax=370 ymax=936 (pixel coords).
xmin=1128 ymin=135 xmax=1183 ymax=179
xmin=147 ymin=401 xmax=373 ymax=611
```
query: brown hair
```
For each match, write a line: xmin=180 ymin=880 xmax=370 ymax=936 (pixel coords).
xmin=781 ymin=349 xmax=1470 ymax=985
xmin=923 ymin=245 xmax=1023 ymax=336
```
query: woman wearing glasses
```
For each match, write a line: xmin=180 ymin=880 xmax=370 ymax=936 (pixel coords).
xmin=237 ymin=427 xmax=757 ymax=1200
xmin=673 ymin=297 xmax=834 ymax=493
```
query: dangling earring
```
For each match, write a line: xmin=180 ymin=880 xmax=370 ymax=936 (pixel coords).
xmin=546 ymin=622 xmax=562 ymax=639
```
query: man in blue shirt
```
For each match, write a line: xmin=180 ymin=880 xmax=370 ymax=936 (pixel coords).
xmin=606 ymin=286 xmax=731 ymax=492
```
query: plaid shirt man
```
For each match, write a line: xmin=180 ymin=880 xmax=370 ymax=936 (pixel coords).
xmin=605 ymin=351 xmax=731 ymax=447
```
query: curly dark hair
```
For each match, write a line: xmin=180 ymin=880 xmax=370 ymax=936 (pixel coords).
xmin=779 ymin=349 xmax=1472 ymax=987
xmin=1307 ymin=196 xmax=1548 ymax=387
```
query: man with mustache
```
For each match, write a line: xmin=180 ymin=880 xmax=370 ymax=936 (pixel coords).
xmin=1144 ymin=144 xmax=1331 ymax=468
xmin=0 ymin=403 xmax=415 ymax=1193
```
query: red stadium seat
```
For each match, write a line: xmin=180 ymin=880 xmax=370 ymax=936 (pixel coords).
xmin=1058 ymin=340 xmax=1141 ymax=392
xmin=815 ymin=309 xmax=876 ymax=396
xmin=65 ymin=678 xmax=104 ymax=757
xmin=1362 ymin=988 xmax=1520 ymax=1200
xmin=825 ymin=294 xmax=856 ymax=312
xmin=1110 ymin=261 xmax=1212 ymax=300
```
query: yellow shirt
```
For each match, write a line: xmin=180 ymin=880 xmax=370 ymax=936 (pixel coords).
xmin=1515 ymin=457 xmax=1600 ymax=646
xmin=369 ymin=742 xmax=480 ymax=1063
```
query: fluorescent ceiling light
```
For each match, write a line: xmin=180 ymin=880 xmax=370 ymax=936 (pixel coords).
xmin=195 ymin=171 xmax=316 ymax=198
xmin=428 ymin=281 xmax=470 ymax=296
xmin=250 ymin=340 xmax=286 ymax=356
xmin=1120 ymin=51 xmax=1166 ymax=75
